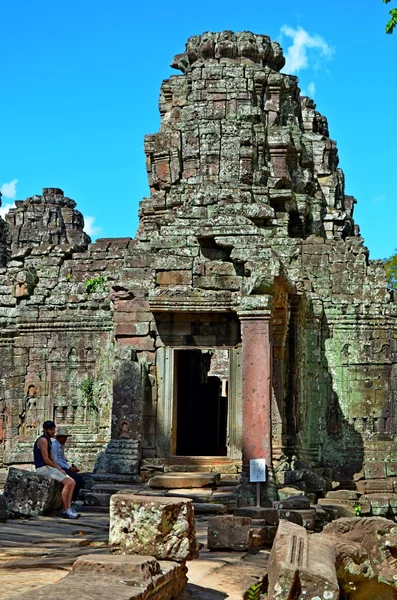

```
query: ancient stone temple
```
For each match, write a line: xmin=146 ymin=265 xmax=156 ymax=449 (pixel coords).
xmin=0 ymin=31 xmax=396 ymax=492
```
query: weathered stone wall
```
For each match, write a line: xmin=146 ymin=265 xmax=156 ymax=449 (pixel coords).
xmin=0 ymin=31 xmax=396 ymax=485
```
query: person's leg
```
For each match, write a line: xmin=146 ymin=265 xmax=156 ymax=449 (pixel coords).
xmin=60 ymin=477 xmax=75 ymax=511
xmin=64 ymin=469 xmax=84 ymax=501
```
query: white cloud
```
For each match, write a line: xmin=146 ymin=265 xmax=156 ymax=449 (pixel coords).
xmin=0 ymin=178 xmax=18 ymax=199
xmin=84 ymin=215 xmax=102 ymax=238
xmin=0 ymin=201 xmax=16 ymax=220
xmin=280 ymin=26 xmax=334 ymax=73
xmin=373 ymin=194 xmax=387 ymax=204
xmin=307 ymin=82 xmax=316 ymax=96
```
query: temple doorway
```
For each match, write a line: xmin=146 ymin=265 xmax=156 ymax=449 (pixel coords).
xmin=174 ymin=349 xmax=228 ymax=456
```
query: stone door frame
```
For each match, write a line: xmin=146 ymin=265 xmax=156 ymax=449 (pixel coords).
xmin=155 ymin=345 xmax=242 ymax=459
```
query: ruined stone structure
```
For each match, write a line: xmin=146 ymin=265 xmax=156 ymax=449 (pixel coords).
xmin=0 ymin=31 xmax=396 ymax=491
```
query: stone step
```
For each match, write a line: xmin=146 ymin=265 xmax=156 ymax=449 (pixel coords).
xmin=87 ymin=473 xmax=141 ymax=485
xmin=84 ymin=492 xmax=112 ymax=507
xmin=91 ymin=483 xmax=143 ymax=495
xmin=148 ymin=472 xmax=221 ymax=489
xmin=192 ymin=502 xmax=227 ymax=515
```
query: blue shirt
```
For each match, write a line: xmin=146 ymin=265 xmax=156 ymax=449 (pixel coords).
xmin=51 ymin=439 xmax=70 ymax=469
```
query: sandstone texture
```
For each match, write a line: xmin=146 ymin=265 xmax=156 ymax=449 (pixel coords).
xmin=319 ymin=517 xmax=397 ymax=599
xmin=109 ymin=494 xmax=199 ymax=561
xmin=267 ymin=520 xmax=339 ymax=600
xmin=207 ymin=515 xmax=253 ymax=550
xmin=148 ymin=473 xmax=220 ymax=488
xmin=0 ymin=30 xmax=396 ymax=494
xmin=4 ymin=467 xmax=62 ymax=517
xmin=18 ymin=553 xmax=187 ymax=600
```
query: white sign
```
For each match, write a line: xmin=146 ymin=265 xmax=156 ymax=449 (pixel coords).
xmin=250 ymin=458 xmax=267 ymax=482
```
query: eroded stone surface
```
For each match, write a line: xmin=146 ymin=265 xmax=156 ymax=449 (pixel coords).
xmin=4 ymin=467 xmax=62 ymax=517
xmin=319 ymin=517 xmax=397 ymax=599
xmin=18 ymin=556 xmax=187 ymax=600
xmin=267 ymin=520 xmax=339 ymax=600
xmin=109 ymin=494 xmax=199 ymax=561
xmin=148 ymin=473 xmax=220 ymax=489
xmin=207 ymin=515 xmax=252 ymax=551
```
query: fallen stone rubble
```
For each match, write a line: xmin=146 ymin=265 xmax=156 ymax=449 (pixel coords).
xmin=109 ymin=494 xmax=199 ymax=561
xmin=18 ymin=554 xmax=188 ymax=600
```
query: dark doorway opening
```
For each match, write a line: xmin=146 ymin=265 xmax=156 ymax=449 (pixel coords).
xmin=175 ymin=349 xmax=228 ymax=456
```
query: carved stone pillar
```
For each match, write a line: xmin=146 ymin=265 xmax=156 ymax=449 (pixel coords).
xmin=239 ymin=307 xmax=273 ymax=473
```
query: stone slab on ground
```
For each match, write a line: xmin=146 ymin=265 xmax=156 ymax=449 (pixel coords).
xmin=148 ymin=473 xmax=221 ymax=489
xmin=72 ymin=553 xmax=161 ymax=579
xmin=109 ymin=494 xmax=199 ymax=561
xmin=3 ymin=468 xmax=62 ymax=517
xmin=18 ymin=558 xmax=187 ymax=600
xmin=207 ymin=515 xmax=252 ymax=551
xmin=267 ymin=520 xmax=339 ymax=600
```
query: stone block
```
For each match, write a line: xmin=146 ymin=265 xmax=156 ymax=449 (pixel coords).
xmin=192 ymin=502 xmax=227 ymax=514
xmin=148 ymin=472 xmax=220 ymax=488
xmin=356 ymin=478 xmax=394 ymax=494
xmin=156 ymin=271 xmax=192 ymax=286
xmin=363 ymin=461 xmax=387 ymax=479
xmin=326 ymin=489 xmax=361 ymax=500
xmin=3 ymin=467 xmax=62 ymax=517
xmin=207 ymin=515 xmax=252 ymax=550
xmin=0 ymin=494 xmax=8 ymax=522
xmin=277 ymin=509 xmax=303 ymax=526
xmin=275 ymin=495 xmax=311 ymax=510
xmin=234 ymin=506 xmax=279 ymax=525
xmin=389 ymin=494 xmax=397 ymax=515
xmin=317 ymin=498 xmax=357 ymax=518
xmin=277 ymin=486 xmax=305 ymax=500
xmin=19 ymin=554 xmax=187 ymax=600
xmin=362 ymin=493 xmax=391 ymax=516
xmin=72 ymin=554 xmax=161 ymax=579
xmin=109 ymin=494 xmax=199 ymax=561
xmin=84 ymin=492 xmax=111 ymax=507
xmin=386 ymin=462 xmax=397 ymax=477
xmin=276 ymin=469 xmax=304 ymax=485
xmin=267 ymin=520 xmax=339 ymax=600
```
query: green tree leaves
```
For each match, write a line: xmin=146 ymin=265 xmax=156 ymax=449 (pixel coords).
xmin=383 ymin=249 xmax=397 ymax=289
xmin=383 ymin=0 xmax=397 ymax=34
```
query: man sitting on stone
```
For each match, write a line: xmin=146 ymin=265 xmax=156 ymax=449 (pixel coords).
xmin=52 ymin=427 xmax=84 ymax=503
xmin=33 ymin=420 xmax=80 ymax=519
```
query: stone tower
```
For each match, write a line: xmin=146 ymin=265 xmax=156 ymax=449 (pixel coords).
xmin=0 ymin=32 xmax=396 ymax=495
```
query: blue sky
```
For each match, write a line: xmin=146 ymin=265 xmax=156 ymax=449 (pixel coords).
xmin=0 ymin=0 xmax=396 ymax=259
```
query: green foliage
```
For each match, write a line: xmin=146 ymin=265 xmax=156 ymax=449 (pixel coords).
xmin=80 ymin=379 xmax=97 ymax=411
xmin=245 ymin=581 xmax=263 ymax=600
xmin=85 ymin=275 xmax=105 ymax=294
xmin=383 ymin=249 xmax=397 ymax=289
xmin=66 ymin=273 xmax=72 ymax=282
xmin=383 ymin=0 xmax=397 ymax=34
xmin=354 ymin=503 xmax=361 ymax=517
